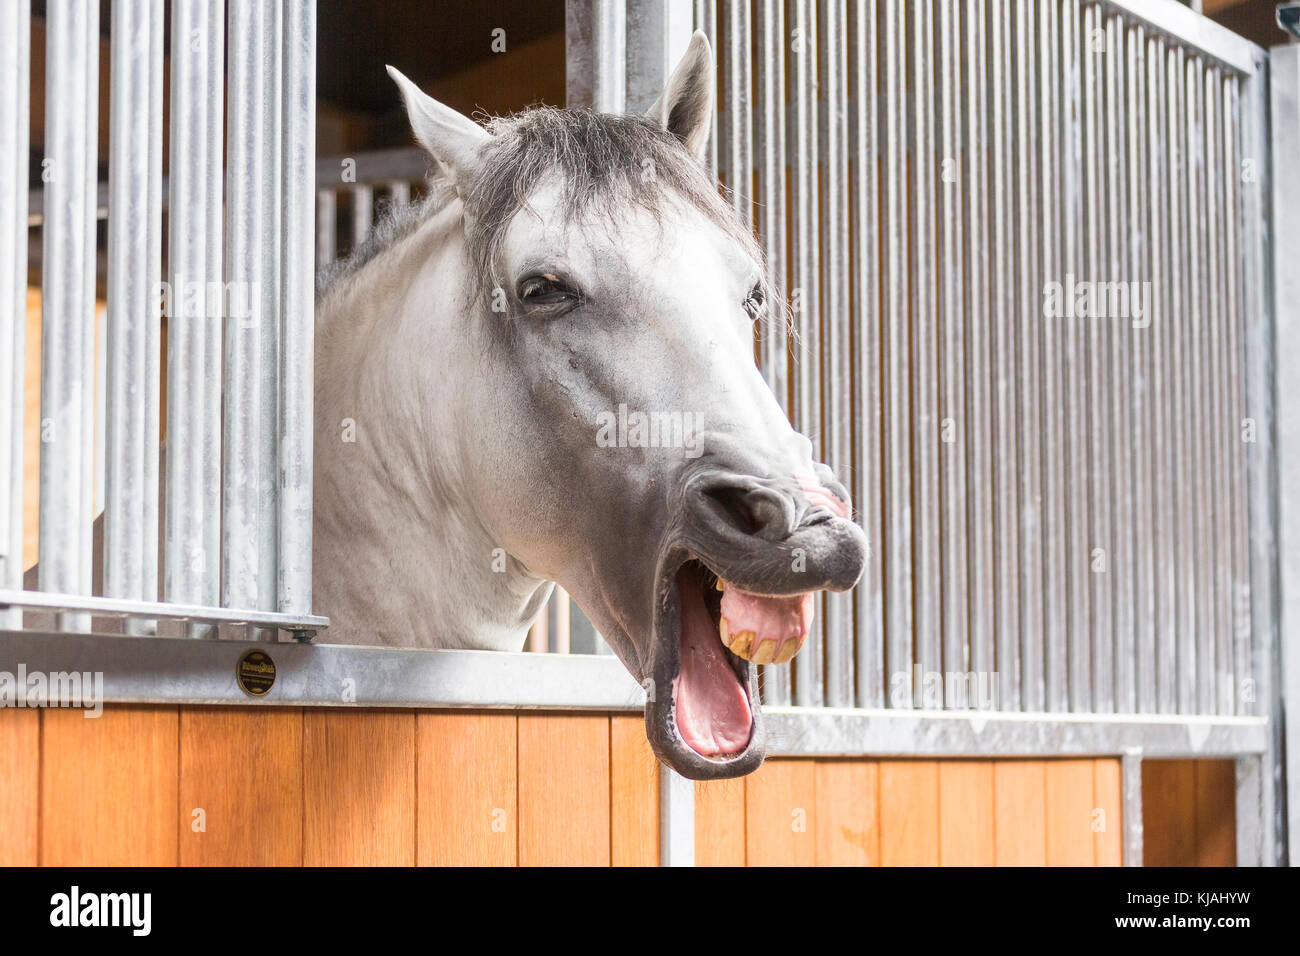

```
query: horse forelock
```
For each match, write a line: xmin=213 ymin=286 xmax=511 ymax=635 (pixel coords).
xmin=316 ymin=106 xmax=778 ymax=324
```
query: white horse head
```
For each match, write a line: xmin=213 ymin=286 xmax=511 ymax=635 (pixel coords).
xmin=314 ymin=33 xmax=868 ymax=779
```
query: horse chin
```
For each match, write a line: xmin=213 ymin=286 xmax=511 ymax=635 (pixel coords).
xmin=644 ymin=555 xmax=767 ymax=781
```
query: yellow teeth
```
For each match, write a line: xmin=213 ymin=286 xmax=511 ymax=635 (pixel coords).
xmin=715 ymin=578 xmax=726 ymax=591
xmin=772 ymin=637 xmax=803 ymax=665
xmin=726 ymin=628 xmax=757 ymax=659
xmin=752 ymin=639 xmax=778 ymax=664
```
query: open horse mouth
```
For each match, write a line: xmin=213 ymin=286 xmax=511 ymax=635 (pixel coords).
xmin=647 ymin=555 xmax=827 ymax=779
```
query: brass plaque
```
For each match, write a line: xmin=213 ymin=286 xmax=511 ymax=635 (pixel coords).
xmin=236 ymin=649 xmax=276 ymax=697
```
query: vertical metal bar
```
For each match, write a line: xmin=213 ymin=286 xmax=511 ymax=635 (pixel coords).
xmin=851 ymin=0 xmax=884 ymax=709
xmin=105 ymin=0 xmax=164 ymax=633
xmin=625 ymin=0 xmax=692 ymax=115
xmin=1234 ymin=755 xmax=1264 ymax=866
xmin=1041 ymin=0 xmax=1068 ymax=712
xmin=258 ymin=0 xmax=284 ymax=632
xmin=725 ymin=0 xmax=752 ymax=229
xmin=989 ymin=0 xmax=1018 ymax=711
xmin=278 ymin=0 xmax=317 ymax=619
xmin=1189 ymin=55 xmax=1213 ymax=715
xmin=1206 ymin=66 xmax=1231 ymax=715
xmin=658 ymin=768 xmax=695 ymax=867
xmin=692 ymin=0 xmax=718 ymax=180
xmin=223 ymin=0 xmax=273 ymax=626
xmin=565 ymin=0 xmax=626 ymax=114
xmin=939 ymin=0 xmax=968 ymax=708
xmin=1014 ymin=0 xmax=1043 ymax=712
xmin=884 ymin=0 xmax=912 ymax=707
xmin=964 ymin=0 xmax=992 ymax=704
xmin=1084 ymin=0 xmax=1110 ymax=715
xmin=820 ymin=0 xmax=852 ymax=708
xmin=1269 ymin=43 xmax=1300 ymax=863
xmin=1121 ymin=750 xmax=1144 ymax=865
xmin=351 ymin=184 xmax=372 ymax=248
xmin=1063 ymin=0 xmax=1091 ymax=713
xmin=791 ymin=0 xmax=823 ymax=707
xmin=165 ymin=0 xmax=219 ymax=626
xmin=1170 ymin=44 xmax=1196 ymax=716
xmin=316 ymin=190 xmax=336 ymax=268
xmin=40 ymin=0 xmax=98 ymax=632
xmin=1150 ymin=34 xmax=1177 ymax=716
xmin=0 ymin=0 xmax=29 ymax=627
xmin=387 ymin=180 xmax=410 ymax=207
xmin=1129 ymin=24 xmax=1156 ymax=715
xmin=1243 ymin=47 xmax=1281 ymax=863
xmin=909 ymin=0 xmax=940 ymax=708
xmin=1224 ymin=73 xmax=1249 ymax=722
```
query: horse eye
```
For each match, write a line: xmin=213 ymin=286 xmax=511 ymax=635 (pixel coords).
xmin=743 ymin=283 xmax=765 ymax=319
xmin=518 ymin=273 xmax=580 ymax=309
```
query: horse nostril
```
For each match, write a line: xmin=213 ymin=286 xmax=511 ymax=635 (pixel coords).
xmin=703 ymin=484 xmax=794 ymax=541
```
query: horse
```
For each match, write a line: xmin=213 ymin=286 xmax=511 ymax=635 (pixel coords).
xmin=312 ymin=32 xmax=867 ymax=779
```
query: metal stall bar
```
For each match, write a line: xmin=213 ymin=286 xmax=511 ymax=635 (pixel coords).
xmin=964 ymin=0 xmax=992 ymax=703
xmin=691 ymin=0 xmax=718 ymax=179
xmin=882 ymin=0 xmax=912 ymax=707
xmin=165 ymin=0 xmax=222 ymax=634
xmin=0 ymin=1 xmax=29 ymax=630
xmin=40 ymin=0 xmax=99 ymax=633
xmin=1014 ymin=0 xmax=1043 ymax=712
xmin=851 ymin=0 xmax=883 ymax=709
xmin=791 ymin=0 xmax=823 ymax=707
xmin=822 ymin=0 xmax=852 ymax=707
xmin=1271 ymin=39 xmax=1300 ymax=868
xmin=566 ymin=0 xmax=625 ymax=115
xmin=1041 ymin=0 xmax=1068 ymax=713
xmin=1241 ymin=36 xmax=1279 ymax=862
xmin=624 ymin=0 xmax=691 ymax=114
xmin=725 ymin=0 xmax=752 ymax=230
xmin=1063 ymin=0 xmax=1092 ymax=714
xmin=910 ymin=0 xmax=940 ymax=708
xmin=1128 ymin=22 xmax=1154 ymax=715
xmin=224 ymin=0 xmax=280 ymax=635
xmin=278 ymin=0 xmax=317 ymax=625
xmin=352 ymin=185 xmax=372 ymax=247
xmin=757 ymin=0 xmax=791 ymax=706
xmin=939 ymin=0 xmax=968 ymax=708
xmin=316 ymin=191 xmax=337 ymax=267
xmin=989 ymin=0 xmax=1018 ymax=712
xmin=105 ymin=0 xmax=164 ymax=633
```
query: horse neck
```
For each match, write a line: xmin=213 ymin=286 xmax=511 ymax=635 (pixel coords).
xmin=312 ymin=204 xmax=544 ymax=649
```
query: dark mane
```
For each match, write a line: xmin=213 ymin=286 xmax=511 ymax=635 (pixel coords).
xmin=316 ymin=106 xmax=767 ymax=307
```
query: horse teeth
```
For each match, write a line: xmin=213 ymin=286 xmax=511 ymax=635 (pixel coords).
xmin=752 ymin=639 xmax=778 ymax=665
xmin=715 ymin=578 xmax=726 ymax=591
xmin=719 ymin=616 xmax=729 ymax=644
xmin=772 ymin=640 xmax=799 ymax=665
xmin=728 ymin=630 xmax=756 ymax=659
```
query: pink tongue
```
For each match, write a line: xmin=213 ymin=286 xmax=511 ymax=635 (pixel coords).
xmin=675 ymin=571 xmax=753 ymax=757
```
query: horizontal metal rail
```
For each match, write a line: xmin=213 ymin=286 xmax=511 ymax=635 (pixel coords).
xmin=0 ymin=631 xmax=1267 ymax=759
xmin=0 ymin=589 xmax=326 ymax=633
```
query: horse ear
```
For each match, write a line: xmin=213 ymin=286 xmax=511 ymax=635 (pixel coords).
xmin=644 ymin=31 xmax=714 ymax=161
xmin=387 ymin=65 xmax=490 ymax=189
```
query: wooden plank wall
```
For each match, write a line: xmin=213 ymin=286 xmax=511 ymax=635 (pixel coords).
xmin=0 ymin=706 xmax=1235 ymax=866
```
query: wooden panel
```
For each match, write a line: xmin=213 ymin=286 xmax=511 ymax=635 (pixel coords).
xmin=814 ymin=760 xmax=878 ymax=866
xmin=879 ymin=760 xmax=940 ymax=866
xmin=517 ymin=714 xmax=609 ymax=866
xmin=993 ymin=760 xmax=1047 ymax=865
xmin=178 ymin=707 xmax=303 ymax=866
xmin=1093 ymin=758 xmax=1122 ymax=866
xmin=939 ymin=760 xmax=994 ymax=865
xmin=610 ymin=715 xmax=658 ymax=866
xmin=745 ymin=759 xmax=816 ymax=866
xmin=1193 ymin=759 xmax=1236 ymax=866
xmin=41 ymin=706 xmax=178 ymax=866
xmin=695 ymin=775 xmax=745 ymax=866
xmin=1142 ymin=759 xmax=1197 ymax=866
xmin=416 ymin=712 xmax=516 ymax=866
xmin=304 ymin=709 xmax=414 ymax=866
xmin=0 ymin=708 xmax=39 ymax=865
xmin=1045 ymin=759 xmax=1098 ymax=865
